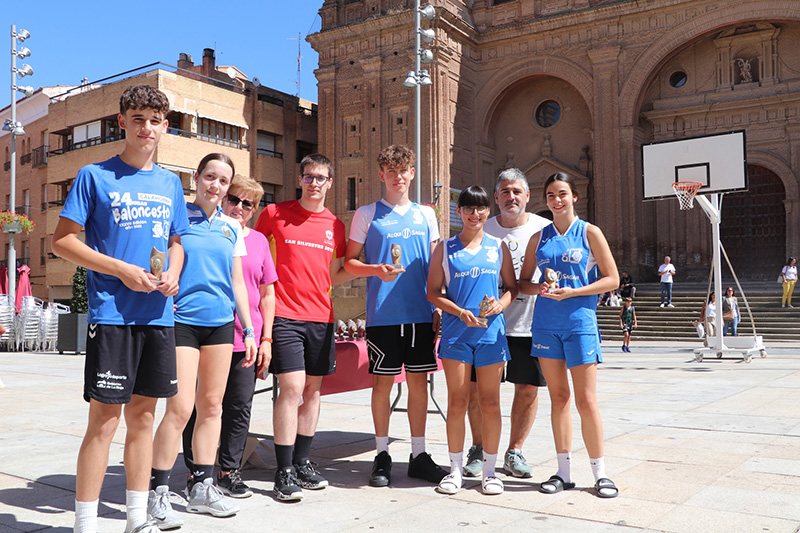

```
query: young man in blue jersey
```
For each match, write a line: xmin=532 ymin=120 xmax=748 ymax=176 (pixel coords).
xmin=344 ymin=145 xmax=447 ymax=487
xmin=53 ymin=84 xmax=189 ymax=533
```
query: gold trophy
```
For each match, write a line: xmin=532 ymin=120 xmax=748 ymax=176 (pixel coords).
xmin=150 ymin=247 xmax=165 ymax=285
xmin=476 ymin=295 xmax=492 ymax=326
xmin=391 ymin=243 xmax=403 ymax=268
xmin=544 ymin=268 xmax=559 ymax=293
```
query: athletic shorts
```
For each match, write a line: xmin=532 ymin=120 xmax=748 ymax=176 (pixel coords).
xmin=366 ymin=323 xmax=437 ymax=375
xmin=439 ymin=339 xmax=509 ymax=368
xmin=84 ymin=324 xmax=177 ymax=404
xmin=621 ymin=323 xmax=634 ymax=334
xmin=175 ymin=321 xmax=234 ymax=349
xmin=531 ymin=331 xmax=603 ymax=369
xmin=269 ymin=317 xmax=336 ymax=376
xmin=505 ymin=336 xmax=547 ymax=386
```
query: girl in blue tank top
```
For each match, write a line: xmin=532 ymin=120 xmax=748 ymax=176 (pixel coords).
xmin=427 ymin=186 xmax=518 ymax=497
xmin=519 ymin=172 xmax=621 ymax=499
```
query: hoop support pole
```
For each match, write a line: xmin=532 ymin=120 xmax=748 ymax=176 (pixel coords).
xmin=695 ymin=194 xmax=720 ymax=224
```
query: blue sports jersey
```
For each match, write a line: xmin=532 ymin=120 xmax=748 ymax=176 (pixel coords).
xmin=362 ymin=201 xmax=434 ymax=326
xmin=441 ymin=233 xmax=506 ymax=346
xmin=531 ymin=218 xmax=599 ymax=334
xmin=175 ymin=203 xmax=245 ymax=327
xmin=59 ymin=156 xmax=189 ymax=326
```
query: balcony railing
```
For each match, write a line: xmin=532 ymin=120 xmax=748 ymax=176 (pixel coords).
xmin=3 ymin=161 xmax=9 ymax=171
xmin=167 ymin=127 xmax=249 ymax=150
xmin=256 ymin=148 xmax=283 ymax=159
xmin=48 ymin=199 xmax=66 ymax=208
xmin=49 ymin=133 xmax=125 ymax=156
xmin=32 ymin=145 xmax=48 ymax=167
xmin=20 ymin=153 xmax=31 ymax=165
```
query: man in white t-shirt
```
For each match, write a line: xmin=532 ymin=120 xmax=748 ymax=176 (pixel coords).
xmin=658 ymin=256 xmax=676 ymax=307
xmin=464 ymin=168 xmax=551 ymax=479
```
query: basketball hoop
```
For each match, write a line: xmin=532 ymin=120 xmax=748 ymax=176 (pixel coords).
xmin=672 ymin=181 xmax=702 ymax=210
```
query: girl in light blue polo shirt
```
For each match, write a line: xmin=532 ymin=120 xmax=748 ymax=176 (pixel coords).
xmin=427 ymin=186 xmax=518 ymax=496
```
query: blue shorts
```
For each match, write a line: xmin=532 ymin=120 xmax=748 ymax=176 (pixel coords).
xmin=439 ymin=339 xmax=509 ymax=368
xmin=531 ymin=331 xmax=602 ymax=369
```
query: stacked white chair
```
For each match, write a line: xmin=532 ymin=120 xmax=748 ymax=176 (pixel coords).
xmin=16 ymin=296 xmax=44 ymax=352
xmin=0 ymin=297 xmax=14 ymax=350
xmin=42 ymin=302 xmax=70 ymax=352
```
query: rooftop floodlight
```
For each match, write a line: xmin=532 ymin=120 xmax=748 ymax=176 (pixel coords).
xmin=16 ymin=85 xmax=34 ymax=97
xmin=12 ymin=122 xmax=25 ymax=136
xmin=16 ymin=29 xmax=30 ymax=42
xmin=420 ymin=28 xmax=435 ymax=44
xmin=420 ymin=49 xmax=434 ymax=64
xmin=403 ymin=71 xmax=418 ymax=88
xmin=16 ymin=63 xmax=33 ymax=77
xmin=14 ymin=46 xmax=31 ymax=59
xmin=420 ymin=5 xmax=436 ymax=20
xmin=2 ymin=120 xmax=12 ymax=131
xmin=419 ymin=70 xmax=433 ymax=86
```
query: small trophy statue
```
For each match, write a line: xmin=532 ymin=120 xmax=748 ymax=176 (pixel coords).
xmin=476 ymin=295 xmax=492 ymax=326
xmin=150 ymin=247 xmax=165 ymax=285
xmin=390 ymin=244 xmax=403 ymax=268
xmin=544 ymin=268 xmax=559 ymax=293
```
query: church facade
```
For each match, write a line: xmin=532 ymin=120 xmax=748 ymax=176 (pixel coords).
xmin=309 ymin=0 xmax=800 ymax=282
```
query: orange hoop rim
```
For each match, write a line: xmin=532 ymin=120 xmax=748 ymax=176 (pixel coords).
xmin=672 ymin=181 xmax=703 ymax=192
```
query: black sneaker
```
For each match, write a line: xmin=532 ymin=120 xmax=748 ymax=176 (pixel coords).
xmin=369 ymin=451 xmax=392 ymax=487
xmin=294 ymin=459 xmax=329 ymax=490
xmin=407 ymin=453 xmax=447 ymax=483
xmin=273 ymin=467 xmax=303 ymax=501
xmin=217 ymin=469 xmax=253 ymax=498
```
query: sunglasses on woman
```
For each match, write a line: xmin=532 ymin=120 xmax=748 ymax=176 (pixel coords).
xmin=226 ymin=194 xmax=255 ymax=211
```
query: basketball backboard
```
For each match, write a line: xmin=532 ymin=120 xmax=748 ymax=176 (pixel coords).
xmin=642 ymin=130 xmax=747 ymax=201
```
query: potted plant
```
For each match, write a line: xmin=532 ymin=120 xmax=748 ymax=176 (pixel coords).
xmin=0 ymin=211 xmax=35 ymax=234
xmin=58 ymin=266 xmax=88 ymax=354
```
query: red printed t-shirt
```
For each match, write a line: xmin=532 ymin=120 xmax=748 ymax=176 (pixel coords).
xmin=255 ymin=200 xmax=346 ymax=324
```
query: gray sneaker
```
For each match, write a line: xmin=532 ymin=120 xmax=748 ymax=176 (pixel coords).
xmin=147 ymin=485 xmax=184 ymax=530
xmin=463 ymin=445 xmax=483 ymax=478
xmin=504 ymin=449 xmax=532 ymax=478
xmin=125 ymin=520 xmax=160 ymax=533
xmin=186 ymin=478 xmax=239 ymax=517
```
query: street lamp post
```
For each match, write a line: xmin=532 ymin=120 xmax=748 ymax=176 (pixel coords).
xmin=6 ymin=25 xmax=33 ymax=311
xmin=402 ymin=2 xmax=435 ymax=204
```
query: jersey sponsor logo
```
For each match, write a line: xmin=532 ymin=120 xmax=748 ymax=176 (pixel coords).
xmin=377 ymin=218 xmax=399 ymax=227
xmin=412 ymin=210 xmax=424 ymax=225
xmin=95 ymin=369 xmax=127 ymax=391
xmin=386 ymin=228 xmax=425 ymax=239
xmin=562 ymin=248 xmax=583 ymax=264
xmin=532 ymin=342 xmax=550 ymax=350
xmin=222 ymin=223 xmax=233 ymax=239
xmin=486 ymin=247 xmax=499 ymax=263
xmin=326 ymin=230 xmax=333 ymax=240
xmin=139 ymin=193 xmax=172 ymax=206
xmin=454 ymin=266 xmax=498 ymax=279
xmin=284 ymin=238 xmax=335 ymax=253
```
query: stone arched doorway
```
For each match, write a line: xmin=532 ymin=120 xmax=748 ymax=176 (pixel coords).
xmin=720 ymin=165 xmax=785 ymax=280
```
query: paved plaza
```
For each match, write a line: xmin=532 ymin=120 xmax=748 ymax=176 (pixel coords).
xmin=1 ymin=341 xmax=799 ymax=532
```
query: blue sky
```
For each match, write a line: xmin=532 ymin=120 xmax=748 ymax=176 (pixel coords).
xmin=3 ymin=0 xmax=324 ymax=104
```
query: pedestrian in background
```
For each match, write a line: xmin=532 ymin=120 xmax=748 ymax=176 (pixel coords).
xmin=658 ymin=256 xmax=676 ymax=308
xmin=619 ymin=298 xmax=637 ymax=352
xmin=781 ymin=257 xmax=797 ymax=308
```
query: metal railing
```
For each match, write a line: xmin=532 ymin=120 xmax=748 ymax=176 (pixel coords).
xmin=32 ymin=145 xmax=48 ymax=167
xmin=256 ymin=148 xmax=283 ymax=159
xmin=49 ymin=133 xmax=125 ymax=156
xmin=20 ymin=153 xmax=31 ymax=165
xmin=3 ymin=161 xmax=9 ymax=171
xmin=166 ymin=127 xmax=249 ymax=150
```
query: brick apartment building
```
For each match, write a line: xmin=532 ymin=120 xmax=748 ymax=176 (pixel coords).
xmin=309 ymin=0 xmax=800 ymax=283
xmin=0 ymin=48 xmax=317 ymax=303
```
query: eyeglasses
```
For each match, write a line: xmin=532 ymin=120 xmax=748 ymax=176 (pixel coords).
xmin=300 ymin=174 xmax=330 ymax=185
xmin=226 ymin=194 xmax=255 ymax=211
xmin=460 ymin=206 xmax=490 ymax=215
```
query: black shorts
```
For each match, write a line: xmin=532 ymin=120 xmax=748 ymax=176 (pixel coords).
xmin=622 ymin=323 xmax=634 ymax=334
xmin=175 ymin=321 xmax=234 ymax=349
xmin=366 ymin=323 xmax=438 ymax=375
xmin=505 ymin=336 xmax=547 ymax=387
xmin=84 ymin=324 xmax=177 ymax=404
xmin=269 ymin=317 xmax=336 ymax=376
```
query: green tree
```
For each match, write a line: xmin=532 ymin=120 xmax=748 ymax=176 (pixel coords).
xmin=70 ymin=266 xmax=88 ymax=313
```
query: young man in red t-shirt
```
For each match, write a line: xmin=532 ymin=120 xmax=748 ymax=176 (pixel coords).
xmin=254 ymin=153 xmax=352 ymax=501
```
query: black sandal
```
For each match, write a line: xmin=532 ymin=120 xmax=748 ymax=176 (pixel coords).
xmin=539 ymin=475 xmax=576 ymax=494
xmin=595 ymin=477 xmax=619 ymax=498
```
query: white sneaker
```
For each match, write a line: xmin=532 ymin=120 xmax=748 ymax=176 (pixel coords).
xmin=659 ymin=304 xmax=665 ymax=308
xmin=668 ymin=303 xmax=675 ymax=308
xmin=147 ymin=485 xmax=183 ymax=530
xmin=124 ymin=519 xmax=160 ymax=533
xmin=186 ymin=478 xmax=239 ymax=517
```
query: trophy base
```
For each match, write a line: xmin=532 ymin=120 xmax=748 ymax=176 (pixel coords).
xmin=475 ymin=317 xmax=488 ymax=326
xmin=392 ymin=262 xmax=403 ymax=269
xmin=150 ymin=279 xmax=162 ymax=286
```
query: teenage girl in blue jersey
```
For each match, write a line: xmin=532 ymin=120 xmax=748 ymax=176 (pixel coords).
xmin=519 ymin=172 xmax=620 ymax=499
xmin=427 ymin=186 xmax=518 ymax=496
xmin=150 ymin=154 xmax=258 ymax=525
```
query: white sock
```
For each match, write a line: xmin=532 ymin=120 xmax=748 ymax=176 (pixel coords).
xmin=449 ymin=451 xmax=464 ymax=478
xmin=590 ymin=457 xmax=606 ymax=481
xmin=556 ymin=452 xmax=572 ymax=483
xmin=411 ymin=436 xmax=426 ymax=458
xmin=482 ymin=452 xmax=497 ymax=478
xmin=74 ymin=499 xmax=98 ymax=533
xmin=375 ymin=435 xmax=389 ymax=455
xmin=125 ymin=490 xmax=148 ymax=530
